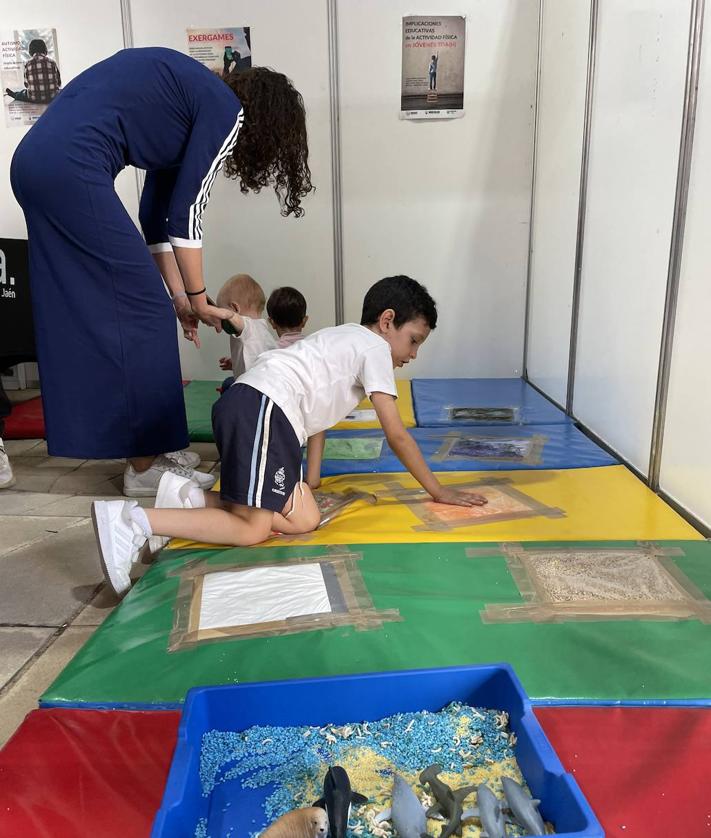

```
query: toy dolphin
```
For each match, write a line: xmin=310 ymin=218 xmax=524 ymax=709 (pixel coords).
xmin=419 ymin=764 xmax=476 ymax=838
xmin=260 ymin=806 xmax=329 ymax=837
xmin=473 ymin=784 xmax=508 ymax=838
xmin=313 ymin=765 xmax=368 ymax=838
xmin=502 ymin=777 xmax=545 ymax=835
xmin=374 ymin=774 xmax=433 ymax=838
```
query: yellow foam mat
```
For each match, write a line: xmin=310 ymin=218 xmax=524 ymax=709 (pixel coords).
xmin=331 ymin=379 xmax=415 ymax=430
xmin=167 ymin=465 xmax=700 ymax=550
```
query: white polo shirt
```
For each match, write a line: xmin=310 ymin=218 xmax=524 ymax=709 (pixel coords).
xmin=237 ymin=323 xmax=397 ymax=444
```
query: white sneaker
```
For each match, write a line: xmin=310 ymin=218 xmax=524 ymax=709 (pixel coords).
xmin=165 ymin=449 xmax=201 ymax=469
xmin=147 ymin=471 xmax=206 ymax=554
xmin=0 ymin=438 xmax=15 ymax=489
xmin=91 ymin=500 xmax=148 ymax=597
xmin=123 ymin=455 xmax=216 ymax=498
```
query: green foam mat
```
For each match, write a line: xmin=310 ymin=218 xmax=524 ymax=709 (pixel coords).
xmin=184 ymin=380 xmax=220 ymax=442
xmin=42 ymin=540 xmax=711 ymax=708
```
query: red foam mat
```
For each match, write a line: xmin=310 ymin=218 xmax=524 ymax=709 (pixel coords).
xmin=4 ymin=396 xmax=45 ymax=439
xmin=0 ymin=709 xmax=179 ymax=838
xmin=535 ymin=706 xmax=711 ymax=837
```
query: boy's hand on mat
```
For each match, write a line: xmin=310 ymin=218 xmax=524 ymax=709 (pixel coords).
xmin=432 ymin=488 xmax=488 ymax=507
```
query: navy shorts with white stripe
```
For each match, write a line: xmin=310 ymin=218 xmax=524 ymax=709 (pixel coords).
xmin=212 ymin=383 xmax=302 ymax=513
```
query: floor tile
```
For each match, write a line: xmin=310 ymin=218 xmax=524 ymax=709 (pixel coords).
xmin=0 ymin=515 xmax=84 ymax=557
xmin=0 ymin=627 xmax=96 ymax=747
xmin=0 ymin=627 xmax=54 ymax=689
xmin=0 ymin=521 xmax=103 ymax=625
xmin=0 ymin=492 xmax=74 ymax=516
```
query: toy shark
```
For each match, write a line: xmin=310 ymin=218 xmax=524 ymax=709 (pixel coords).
xmin=468 ymin=784 xmax=508 ymax=838
xmin=374 ymin=774 xmax=433 ymax=838
xmin=502 ymin=777 xmax=545 ymax=835
xmin=313 ymin=765 xmax=368 ymax=838
xmin=419 ymin=764 xmax=476 ymax=838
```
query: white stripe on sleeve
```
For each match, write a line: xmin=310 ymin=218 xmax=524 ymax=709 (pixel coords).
xmin=188 ymin=108 xmax=244 ymax=241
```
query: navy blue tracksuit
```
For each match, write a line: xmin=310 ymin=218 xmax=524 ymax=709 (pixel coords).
xmin=10 ymin=48 xmax=243 ymax=458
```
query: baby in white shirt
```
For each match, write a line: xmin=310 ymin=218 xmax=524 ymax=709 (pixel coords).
xmin=217 ymin=274 xmax=276 ymax=380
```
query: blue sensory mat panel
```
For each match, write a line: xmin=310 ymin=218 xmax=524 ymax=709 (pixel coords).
xmin=412 ymin=378 xmax=569 ymax=427
xmin=320 ymin=425 xmax=617 ymax=476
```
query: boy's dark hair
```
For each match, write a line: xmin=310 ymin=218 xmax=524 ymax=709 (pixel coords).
xmin=360 ymin=275 xmax=437 ymax=330
xmin=29 ymin=39 xmax=48 ymax=56
xmin=267 ymin=286 xmax=307 ymax=329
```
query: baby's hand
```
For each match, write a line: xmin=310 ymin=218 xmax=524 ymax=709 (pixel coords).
xmin=219 ymin=356 xmax=233 ymax=370
xmin=432 ymin=488 xmax=488 ymax=507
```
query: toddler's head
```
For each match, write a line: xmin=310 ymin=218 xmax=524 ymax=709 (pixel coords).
xmin=266 ymin=286 xmax=308 ymax=335
xmin=216 ymin=274 xmax=266 ymax=318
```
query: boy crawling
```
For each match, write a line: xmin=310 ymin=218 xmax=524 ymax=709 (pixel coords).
xmin=92 ymin=276 xmax=486 ymax=596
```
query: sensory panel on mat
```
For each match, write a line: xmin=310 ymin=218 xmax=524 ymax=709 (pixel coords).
xmin=412 ymin=377 xmax=568 ymax=426
xmin=41 ymin=540 xmax=711 ymax=708
xmin=320 ymin=424 xmax=617 ymax=476
xmin=536 ymin=706 xmax=711 ymax=837
xmin=167 ymin=466 xmax=700 ymax=550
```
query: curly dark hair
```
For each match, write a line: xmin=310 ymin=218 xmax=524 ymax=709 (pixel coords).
xmin=223 ymin=67 xmax=313 ymax=217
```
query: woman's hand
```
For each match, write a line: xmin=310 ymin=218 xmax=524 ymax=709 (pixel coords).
xmin=173 ymin=295 xmax=201 ymax=348
xmin=191 ymin=296 xmax=233 ymax=331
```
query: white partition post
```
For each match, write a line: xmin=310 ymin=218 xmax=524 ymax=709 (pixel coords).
xmin=659 ymin=2 xmax=711 ymax=530
xmin=337 ymin=0 xmax=538 ymax=378
xmin=525 ymin=0 xmax=592 ymax=407
xmin=571 ymin=0 xmax=692 ymax=474
xmin=0 ymin=1 xmax=138 ymax=238
xmin=130 ymin=1 xmax=335 ymax=380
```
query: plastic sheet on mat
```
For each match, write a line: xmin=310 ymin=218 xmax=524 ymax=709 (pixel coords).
xmin=331 ymin=379 xmax=415 ymax=429
xmin=41 ymin=540 xmax=711 ymax=709
xmin=536 ymin=706 xmax=711 ymax=837
xmin=0 ymin=708 xmax=179 ymax=838
xmin=320 ymin=425 xmax=617 ymax=476
xmin=167 ymin=466 xmax=700 ymax=550
xmin=412 ymin=377 xmax=569 ymax=427
xmin=183 ymin=379 xmax=221 ymax=442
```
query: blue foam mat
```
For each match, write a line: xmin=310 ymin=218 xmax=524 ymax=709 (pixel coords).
xmin=319 ymin=425 xmax=617 ymax=476
xmin=412 ymin=378 xmax=569 ymax=426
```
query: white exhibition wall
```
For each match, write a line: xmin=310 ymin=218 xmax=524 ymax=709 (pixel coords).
xmin=1 ymin=2 xmax=539 ymax=381
xmin=659 ymin=14 xmax=711 ymax=530
xmin=526 ymin=0 xmax=590 ymax=407
xmin=0 ymin=0 xmax=138 ymax=238
xmin=339 ymin=0 xmax=538 ymax=377
xmin=130 ymin=0 xmax=337 ymax=381
xmin=571 ymin=0 xmax=690 ymax=475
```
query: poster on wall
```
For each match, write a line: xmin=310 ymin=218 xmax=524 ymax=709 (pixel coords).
xmin=1 ymin=28 xmax=61 ymax=128
xmin=401 ymin=16 xmax=465 ymax=120
xmin=187 ymin=27 xmax=251 ymax=77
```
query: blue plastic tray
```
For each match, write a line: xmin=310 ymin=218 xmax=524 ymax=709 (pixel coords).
xmin=319 ymin=425 xmax=617 ymax=476
xmin=412 ymin=378 xmax=569 ymax=427
xmin=152 ymin=665 xmax=602 ymax=838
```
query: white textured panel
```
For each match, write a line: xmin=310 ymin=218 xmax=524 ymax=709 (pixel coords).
xmin=526 ymin=0 xmax=591 ymax=407
xmin=573 ymin=0 xmax=690 ymax=474
xmin=338 ymin=0 xmax=538 ymax=377
xmin=0 ymin=2 xmax=139 ymax=238
xmin=660 ymin=13 xmax=711 ymax=530
xmin=199 ymin=565 xmax=331 ymax=630
xmin=131 ymin=1 xmax=335 ymax=380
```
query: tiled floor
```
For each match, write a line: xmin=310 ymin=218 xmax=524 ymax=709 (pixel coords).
xmin=0 ymin=395 xmax=218 ymax=746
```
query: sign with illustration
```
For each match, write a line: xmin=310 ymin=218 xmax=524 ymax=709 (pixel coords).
xmin=2 ymin=28 xmax=60 ymax=127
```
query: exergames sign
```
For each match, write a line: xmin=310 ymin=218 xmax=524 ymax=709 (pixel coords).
xmin=186 ymin=27 xmax=252 ymax=78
